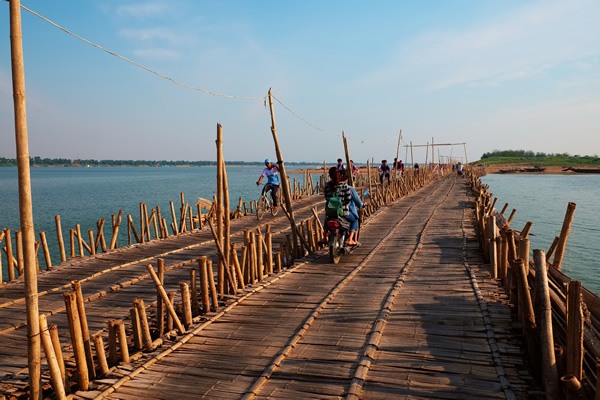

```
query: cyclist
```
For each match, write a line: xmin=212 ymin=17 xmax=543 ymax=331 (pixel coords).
xmin=256 ymin=159 xmax=280 ymax=211
xmin=324 ymin=167 xmax=364 ymax=246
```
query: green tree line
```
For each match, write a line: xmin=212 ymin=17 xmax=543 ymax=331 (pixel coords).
xmin=479 ymin=150 xmax=600 ymax=165
xmin=0 ymin=157 xmax=317 ymax=167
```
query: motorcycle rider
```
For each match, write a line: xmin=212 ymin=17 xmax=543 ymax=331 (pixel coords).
xmin=324 ymin=167 xmax=364 ymax=246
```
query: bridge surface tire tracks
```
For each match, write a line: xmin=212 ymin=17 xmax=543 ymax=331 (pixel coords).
xmin=99 ymin=175 xmax=532 ymax=400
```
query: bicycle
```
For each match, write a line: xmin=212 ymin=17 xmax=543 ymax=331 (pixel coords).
xmin=256 ymin=184 xmax=279 ymax=220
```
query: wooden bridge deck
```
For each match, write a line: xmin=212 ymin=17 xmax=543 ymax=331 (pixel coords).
xmin=0 ymin=176 xmax=534 ymax=399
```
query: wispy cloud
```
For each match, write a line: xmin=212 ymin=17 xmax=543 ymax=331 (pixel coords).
xmin=361 ymin=0 xmax=600 ymax=92
xmin=116 ymin=2 xmax=169 ymax=19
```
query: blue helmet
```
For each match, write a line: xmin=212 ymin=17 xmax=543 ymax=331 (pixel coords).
xmin=264 ymin=159 xmax=271 ymax=164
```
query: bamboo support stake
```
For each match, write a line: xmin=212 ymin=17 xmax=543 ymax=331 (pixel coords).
xmin=190 ymin=268 xmax=199 ymax=316
xmin=156 ymin=258 xmax=165 ymax=337
xmin=55 ymin=216 xmax=66 ymax=262
xmin=75 ymin=224 xmax=84 ymax=256
xmin=170 ymin=201 xmax=179 ymax=235
xmin=71 ymin=280 xmax=96 ymax=380
xmin=134 ymin=299 xmax=154 ymax=351
xmin=533 ymin=249 xmax=560 ymax=400
xmin=109 ymin=210 xmax=123 ymax=250
xmin=130 ymin=307 xmax=142 ymax=351
xmin=207 ymin=259 xmax=219 ymax=311
xmin=256 ymin=229 xmax=264 ymax=281
xmin=566 ymin=280 xmax=583 ymax=382
xmin=216 ymin=124 xmax=225 ymax=295
xmin=9 ymin=1 xmax=42 ymax=389
xmin=126 ymin=215 xmax=140 ymax=243
xmin=199 ymin=257 xmax=211 ymax=314
xmin=166 ymin=292 xmax=175 ymax=332
xmin=265 ymin=232 xmax=273 ymax=275
xmin=515 ymin=259 xmax=535 ymax=327
xmin=521 ymin=221 xmax=533 ymax=239
xmin=4 ymin=229 xmax=15 ymax=281
xmin=553 ymin=202 xmax=577 ymax=270
xmin=39 ymin=231 xmax=52 ymax=270
xmin=88 ymin=229 xmax=95 ymax=255
xmin=207 ymin=220 xmax=237 ymax=294
xmin=115 ymin=320 xmax=130 ymax=363
xmin=275 ymin=251 xmax=282 ymax=272
xmin=145 ymin=264 xmax=185 ymax=334
xmin=230 ymin=244 xmax=245 ymax=290
xmin=39 ymin=314 xmax=66 ymax=400
xmin=64 ymin=292 xmax=89 ymax=390
xmin=108 ymin=321 xmax=118 ymax=365
xmin=267 ymin=88 xmax=299 ymax=257
xmin=96 ymin=218 xmax=107 ymax=252
xmin=49 ymin=325 xmax=65 ymax=385
xmin=180 ymin=282 xmax=193 ymax=329
xmin=15 ymin=230 xmax=23 ymax=276
xmin=93 ymin=334 xmax=109 ymax=377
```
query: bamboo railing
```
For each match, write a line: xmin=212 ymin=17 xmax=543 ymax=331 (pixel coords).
xmin=470 ymin=168 xmax=599 ymax=399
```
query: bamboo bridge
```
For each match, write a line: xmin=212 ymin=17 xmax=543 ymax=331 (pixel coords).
xmin=0 ymin=168 xmax=597 ymax=400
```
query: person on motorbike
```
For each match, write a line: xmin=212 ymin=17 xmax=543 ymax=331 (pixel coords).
xmin=256 ymin=159 xmax=280 ymax=211
xmin=324 ymin=167 xmax=364 ymax=246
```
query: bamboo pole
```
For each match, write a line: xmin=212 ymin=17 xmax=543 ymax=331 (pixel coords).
xmin=134 ymin=299 xmax=154 ymax=351
xmin=566 ymin=280 xmax=583 ymax=382
xmin=49 ymin=325 xmax=65 ymax=386
xmin=533 ymin=249 xmax=560 ymax=400
xmin=231 ymin=244 xmax=245 ymax=289
xmin=130 ymin=307 xmax=142 ymax=351
xmin=216 ymin=124 xmax=225 ymax=295
xmin=342 ymin=131 xmax=353 ymax=187
xmin=553 ymin=202 xmax=577 ymax=270
xmin=156 ymin=258 xmax=165 ymax=337
xmin=55 ymin=216 xmax=66 ymax=262
xmin=39 ymin=231 xmax=51 ymax=270
xmin=207 ymin=220 xmax=237 ymax=293
xmin=267 ymin=88 xmax=299 ymax=257
xmin=180 ymin=282 xmax=193 ymax=329
xmin=206 ymin=258 xmax=219 ymax=311
xmin=15 ymin=230 xmax=23 ymax=276
xmin=93 ymin=334 xmax=109 ymax=377
xmin=39 ymin=314 xmax=66 ymax=400
xmin=170 ymin=201 xmax=179 ymax=235
xmin=8 ymin=1 xmax=41 ymax=390
xmin=190 ymin=268 xmax=199 ymax=316
xmin=115 ymin=320 xmax=130 ymax=363
xmin=71 ymin=280 xmax=96 ymax=380
xmin=64 ymin=292 xmax=89 ymax=391
xmin=199 ymin=257 xmax=211 ymax=314
xmin=108 ymin=321 xmax=118 ymax=365
xmin=109 ymin=210 xmax=123 ymax=250
xmin=145 ymin=264 xmax=185 ymax=334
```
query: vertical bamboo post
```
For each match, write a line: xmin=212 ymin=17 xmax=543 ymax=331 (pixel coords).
xmin=566 ymin=280 xmax=583 ymax=382
xmin=190 ymin=268 xmax=199 ymax=316
xmin=256 ymin=229 xmax=264 ymax=281
xmin=265 ymin=231 xmax=273 ymax=275
xmin=222 ymin=141 xmax=231 ymax=289
xmin=55 ymin=216 xmax=66 ymax=262
xmin=109 ymin=210 xmax=123 ymax=250
xmin=367 ymin=160 xmax=372 ymax=200
xmin=130 ymin=307 xmax=142 ymax=351
xmin=15 ymin=230 xmax=24 ymax=276
xmin=8 ymin=1 xmax=41 ymax=390
xmin=231 ymin=244 xmax=245 ymax=289
xmin=115 ymin=320 xmax=130 ymax=363
xmin=342 ymin=131 xmax=353 ymax=187
xmin=108 ymin=320 xmax=118 ymax=365
xmin=199 ymin=257 xmax=211 ymax=314
xmin=207 ymin=259 xmax=219 ymax=311
xmin=553 ymin=202 xmax=577 ymax=270
xmin=71 ymin=280 xmax=95 ymax=380
xmin=214 ymin=126 xmax=225 ymax=296
xmin=76 ymin=224 xmax=84 ymax=256
xmin=267 ymin=88 xmax=299 ymax=257
xmin=93 ymin=334 xmax=109 ymax=377
xmin=39 ymin=231 xmax=52 ymax=270
xmin=134 ymin=299 xmax=154 ymax=351
xmin=533 ymin=249 xmax=560 ymax=400
xmin=170 ymin=201 xmax=179 ymax=235
xmin=49 ymin=325 xmax=65 ymax=386
xmin=166 ymin=292 xmax=175 ymax=332
xmin=180 ymin=282 xmax=193 ymax=329
xmin=64 ymin=292 xmax=89 ymax=390
xmin=156 ymin=258 xmax=165 ymax=337
xmin=39 ymin=314 xmax=66 ymax=400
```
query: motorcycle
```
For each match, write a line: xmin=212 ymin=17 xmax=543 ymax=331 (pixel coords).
xmin=324 ymin=216 xmax=360 ymax=264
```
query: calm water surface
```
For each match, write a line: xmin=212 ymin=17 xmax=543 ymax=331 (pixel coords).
xmin=481 ymin=174 xmax=600 ymax=294
xmin=0 ymin=166 xmax=317 ymax=278
xmin=2 ymin=168 xmax=599 ymax=295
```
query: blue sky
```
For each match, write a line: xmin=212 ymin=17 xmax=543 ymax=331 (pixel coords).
xmin=1 ymin=0 xmax=598 ymax=163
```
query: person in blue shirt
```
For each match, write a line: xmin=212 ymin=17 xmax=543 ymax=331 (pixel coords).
xmin=324 ymin=168 xmax=364 ymax=246
xmin=256 ymin=159 xmax=280 ymax=209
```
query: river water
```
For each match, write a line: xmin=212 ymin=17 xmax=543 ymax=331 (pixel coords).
xmin=1 ymin=168 xmax=598 ymax=295
xmin=480 ymin=173 xmax=600 ymax=294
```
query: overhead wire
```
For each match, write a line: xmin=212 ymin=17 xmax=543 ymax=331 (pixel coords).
xmin=19 ymin=3 xmax=401 ymax=147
